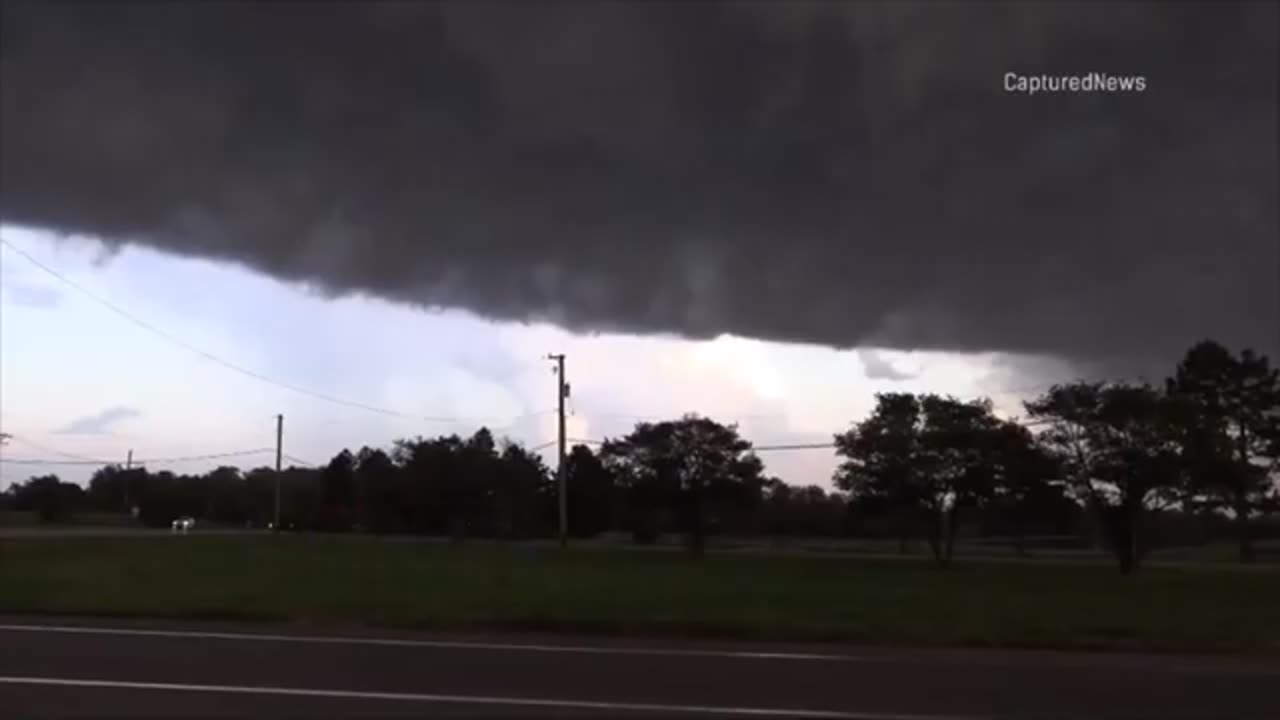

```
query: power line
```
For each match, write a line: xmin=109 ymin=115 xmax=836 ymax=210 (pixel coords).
xmin=282 ymin=453 xmax=316 ymax=468
xmin=566 ymin=437 xmax=835 ymax=452
xmin=138 ymin=449 xmax=277 ymax=464
xmin=0 ymin=458 xmax=111 ymax=466
xmin=1 ymin=239 xmax=530 ymax=425
xmin=754 ymin=442 xmax=835 ymax=452
xmin=581 ymin=410 xmax=786 ymax=422
xmin=0 ymin=448 xmax=275 ymax=466
xmin=3 ymin=435 xmax=105 ymax=462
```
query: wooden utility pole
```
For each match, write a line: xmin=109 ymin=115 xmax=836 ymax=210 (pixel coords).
xmin=274 ymin=414 xmax=283 ymax=533
xmin=123 ymin=449 xmax=133 ymax=510
xmin=548 ymin=354 xmax=568 ymax=547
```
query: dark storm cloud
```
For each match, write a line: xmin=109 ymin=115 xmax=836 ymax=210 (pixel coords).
xmin=1 ymin=0 xmax=1276 ymax=373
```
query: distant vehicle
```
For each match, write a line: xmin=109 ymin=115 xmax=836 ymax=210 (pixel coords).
xmin=171 ymin=517 xmax=195 ymax=534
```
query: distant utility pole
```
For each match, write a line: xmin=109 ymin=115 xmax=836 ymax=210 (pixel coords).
xmin=548 ymin=353 xmax=569 ymax=548
xmin=124 ymin=449 xmax=133 ymax=510
xmin=274 ymin=414 xmax=283 ymax=534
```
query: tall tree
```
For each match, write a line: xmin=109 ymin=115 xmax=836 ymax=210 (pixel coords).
xmin=837 ymin=393 xmax=1005 ymax=567
xmin=1166 ymin=340 xmax=1280 ymax=562
xmin=493 ymin=441 xmax=551 ymax=538
xmin=353 ymin=447 xmax=399 ymax=534
xmin=985 ymin=420 xmax=1068 ymax=555
xmin=915 ymin=395 xmax=1004 ymax=567
xmin=1025 ymin=382 xmax=1183 ymax=574
xmin=204 ymin=465 xmax=245 ymax=525
xmin=86 ymin=464 xmax=148 ymax=513
xmin=457 ymin=428 xmax=501 ymax=539
xmin=393 ymin=434 xmax=465 ymax=534
xmin=833 ymin=393 xmax=924 ymax=554
xmin=564 ymin=444 xmax=616 ymax=537
xmin=10 ymin=474 xmax=83 ymax=523
xmin=602 ymin=414 xmax=764 ymax=554
xmin=318 ymin=449 xmax=356 ymax=531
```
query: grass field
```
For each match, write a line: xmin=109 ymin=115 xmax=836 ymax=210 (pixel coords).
xmin=1 ymin=535 xmax=1277 ymax=654
xmin=0 ymin=511 xmax=139 ymax=528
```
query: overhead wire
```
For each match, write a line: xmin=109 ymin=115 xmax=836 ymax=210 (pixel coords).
xmin=1 ymin=238 xmax=537 ymax=425
xmin=0 ymin=447 xmax=275 ymax=466
xmin=282 ymin=454 xmax=316 ymax=468
xmin=2 ymin=434 xmax=106 ymax=463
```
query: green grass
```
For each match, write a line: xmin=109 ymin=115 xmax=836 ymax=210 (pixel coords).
xmin=0 ymin=511 xmax=137 ymax=528
xmin=1 ymin=535 xmax=1277 ymax=653
xmin=0 ymin=511 xmax=40 ymax=527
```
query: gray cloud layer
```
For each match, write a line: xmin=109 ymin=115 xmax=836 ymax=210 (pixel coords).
xmin=55 ymin=405 xmax=141 ymax=435
xmin=2 ymin=1 xmax=1276 ymax=375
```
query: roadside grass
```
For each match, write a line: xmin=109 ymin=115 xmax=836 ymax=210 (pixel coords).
xmin=0 ymin=511 xmax=137 ymax=528
xmin=1 ymin=535 xmax=1276 ymax=653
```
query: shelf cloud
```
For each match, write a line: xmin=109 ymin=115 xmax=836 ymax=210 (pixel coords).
xmin=2 ymin=1 xmax=1275 ymax=377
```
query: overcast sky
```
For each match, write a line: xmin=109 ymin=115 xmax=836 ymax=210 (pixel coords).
xmin=1 ymin=2 xmax=1275 ymax=488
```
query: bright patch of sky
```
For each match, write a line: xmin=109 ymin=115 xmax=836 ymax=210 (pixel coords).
xmin=1 ymin=224 xmax=1050 ymax=489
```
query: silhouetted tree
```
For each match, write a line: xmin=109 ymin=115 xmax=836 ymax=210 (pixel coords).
xmin=762 ymin=480 xmax=846 ymax=537
xmin=1025 ymin=382 xmax=1183 ymax=574
xmin=985 ymin=420 xmax=1069 ymax=555
xmin=278 ymin=466 xmax=322 ymax=530
xmin=10 ymin=474 xmax=83 ymax=523
xmin=87 ymin=464 xmax=148 ymax=514
xmin=386 ymin=429 xmax=550 ymax=538
xmin=318 ymin=449 xmax=356 ymax=531
xmin=353 ymin=447 xmax=399 ymax=533
xmin=834 ymin=393 xmax=925 ymax=554
xmin=1166 ymin=341 xmax=1280 ymax=562
xmin=602 ymin=415 xmax=765 ymax=554
xmin=564 ymin=444 xmax=615 ymax=537
xmin=915 ymin=395 xmax=1006 ymax=566
xmin=494 ymin=442 xmax=551 ymax=538
xmin=393 ymin=434 xmax=464 ymax=534
xmin=201 ymin=465 xmax=244 ymax=524
xmin=243 ymin=466 xmax=279 ymax=526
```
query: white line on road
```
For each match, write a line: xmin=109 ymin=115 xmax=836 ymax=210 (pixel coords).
xmin=0 ymin=623 xmax=862 ymax=662
xmin=0 ymin=676 xmax=977 ymax=720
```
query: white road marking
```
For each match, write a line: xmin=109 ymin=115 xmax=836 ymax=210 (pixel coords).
xmin=0 ymin=623 xmax=862 ymax=662
xmin=0 ymin=675 xmax=977 ymax=720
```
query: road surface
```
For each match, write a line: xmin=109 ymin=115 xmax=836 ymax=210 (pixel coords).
xmin=1 ymin=617 xmax=1276 ymax=718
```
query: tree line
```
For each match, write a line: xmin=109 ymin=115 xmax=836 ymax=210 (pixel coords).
xmin=4 ymin=339 xmax=1277 ymax=573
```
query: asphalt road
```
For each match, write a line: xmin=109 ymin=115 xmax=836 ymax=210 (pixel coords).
xmin=1 ymin=618 xmax=1277 ymax=719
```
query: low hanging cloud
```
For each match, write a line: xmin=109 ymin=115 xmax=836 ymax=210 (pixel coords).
xmin=1 ymin=1 xmax=1275 ymax=377
xmin=54 ymin=406 xmax=142 ymax=435
xmin=857 ymin=350 xmax=916 ymax=383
